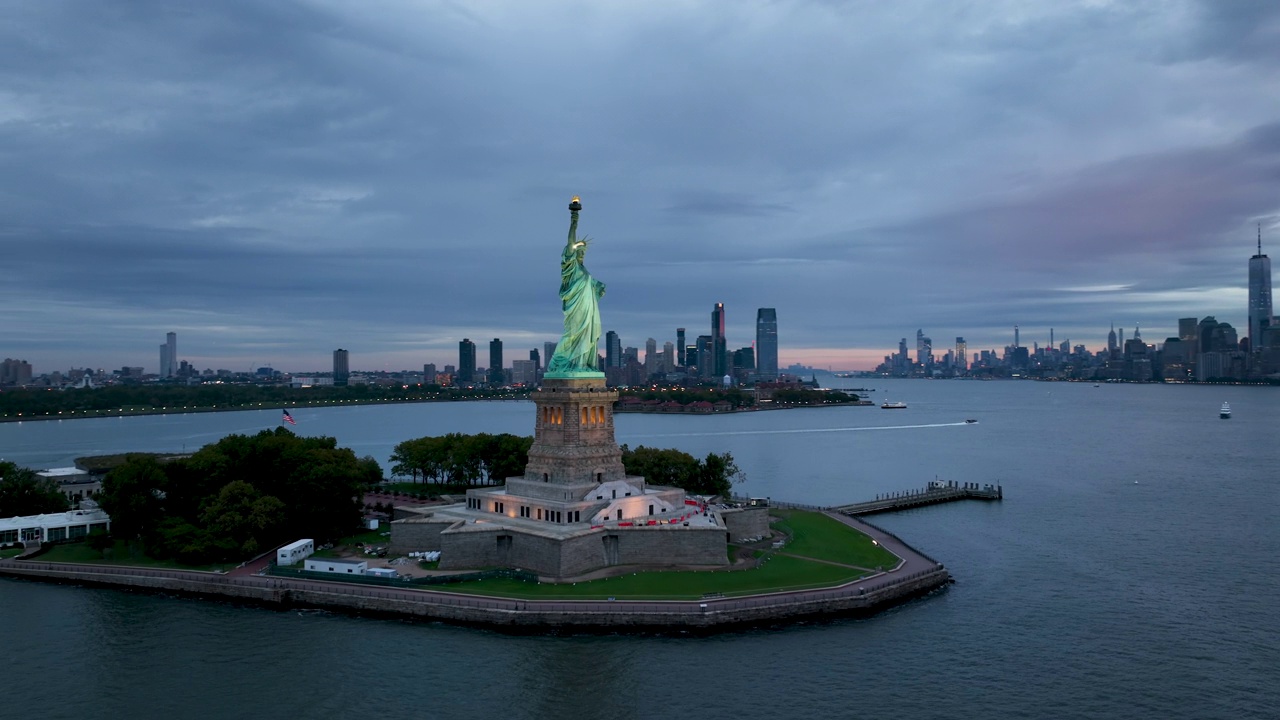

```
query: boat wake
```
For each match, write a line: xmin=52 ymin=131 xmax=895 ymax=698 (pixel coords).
xmin=629 ymin=421 xmax=972 ymax=439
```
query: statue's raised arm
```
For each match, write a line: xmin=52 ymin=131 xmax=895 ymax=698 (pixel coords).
xmin=546 ymin=196 xmax=606 ymax=378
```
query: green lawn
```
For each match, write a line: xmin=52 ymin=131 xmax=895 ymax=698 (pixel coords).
xmin=1 ymin=547 xmax=25 ymax=559
xmin=431 ymin=554 xmax=869 ymax=600
xmin=35 ymin=541 xmax=234 ymax=572
xmin=771 ymin=510 xmax=901 ymax=570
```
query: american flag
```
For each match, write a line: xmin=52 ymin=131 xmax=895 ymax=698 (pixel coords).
xmin=282 ymin=409 xmax=296 ymax=425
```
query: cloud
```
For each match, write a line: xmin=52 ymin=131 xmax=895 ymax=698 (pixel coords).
xmin=1 ymin=0 xmax=1279 ymax=371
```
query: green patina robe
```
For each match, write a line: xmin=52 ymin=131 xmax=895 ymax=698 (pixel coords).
xmin=547 ymin=210 xmax=605 ymax=375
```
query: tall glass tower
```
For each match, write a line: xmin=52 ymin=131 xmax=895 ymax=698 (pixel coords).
xmin=333 ymin=348 xmax=349 ymax=386
xmin=712 ymin=303 xmax=727 ymax=378
xmin=755 ymin=308 xmax=778 ymax=380
xmin=458 ymin=339 xmax=476 ymax=383
xmin=489 ymin=338 xmax=504 ymax=385
xmin=1248 ymin=225 xmax=1272 ymax=352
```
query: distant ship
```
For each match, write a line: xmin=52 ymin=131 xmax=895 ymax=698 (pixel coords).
xmin=881 ymin=400 xmax=907 ymax=409
xmin=1220 ymin=402 xmax=1231 ymax=419
xmin=964 ymin=419 xmax=978 ymax=424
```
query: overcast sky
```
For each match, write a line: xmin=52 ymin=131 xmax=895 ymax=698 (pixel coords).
xmin=3 ymin=0 xmax=1279 ymax=373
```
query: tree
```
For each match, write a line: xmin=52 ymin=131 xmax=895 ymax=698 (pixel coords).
xmin=198 ymin=481 xmax=286 ymax=560
xmin=98 ymin=455 xmax=169 ymax=541
xmin=0 ymin=461 xmax=69 ymax=517
xmin=697 ymin=452 xmax=743 ymax=498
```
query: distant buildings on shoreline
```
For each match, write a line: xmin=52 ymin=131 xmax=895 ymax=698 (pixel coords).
xmin=4 ymin=229 xmax=1275 ymax=387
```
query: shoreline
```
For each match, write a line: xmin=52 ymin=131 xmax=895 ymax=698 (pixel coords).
xmin=0 ymin=514 xmax=950 ymax=633
xmin=0 ymin=396 xmax=530 ymax=424
xmin=1 ymin=396 xmax=868 ymax=425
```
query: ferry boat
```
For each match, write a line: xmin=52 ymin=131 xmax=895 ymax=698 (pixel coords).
xmin=1220 ymin=402 xmax=1231 ymax=419
xmin=880 ymin=400 xmax=907 ymax=409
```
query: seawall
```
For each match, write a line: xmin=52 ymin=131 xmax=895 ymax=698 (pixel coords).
xmin=0 ymin=558 xmax=949 ymax=632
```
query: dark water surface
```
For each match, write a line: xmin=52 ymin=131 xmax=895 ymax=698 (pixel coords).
xmin=2 ymin=379 xmax=1277 ymax=719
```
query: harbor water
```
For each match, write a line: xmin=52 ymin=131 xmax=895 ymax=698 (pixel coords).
xmin=2 ymin=378 xmax=1277 ymax=719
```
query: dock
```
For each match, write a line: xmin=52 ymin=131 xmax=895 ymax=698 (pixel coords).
xmin=830 ymin=481 xmax=1003 ymax=516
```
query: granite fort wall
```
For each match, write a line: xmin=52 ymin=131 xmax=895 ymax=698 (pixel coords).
xmin=616 ymin=525 xmax=729 ymax=567
xmin=722 ymin=507 xmax=769 ymax=541
xmin=432 ymin=522 xmax=728 ymax=577
xmin=388 ymin=518 xmax=453 ymax=554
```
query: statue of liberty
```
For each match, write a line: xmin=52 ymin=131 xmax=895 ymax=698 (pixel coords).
xmin=546 ymin=196 xmax=606 ymax=377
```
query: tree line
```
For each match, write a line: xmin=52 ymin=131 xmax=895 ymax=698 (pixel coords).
xmin=617 ymin=386 xmax=859 ymax=408
xmin=618 ymin=387 xmax=757 ymax=408
xmin=98 ymin=428 xmax=383 ymax=564
xmin=389 ymin=434 xmax=741 ymax=498
xmin=0 ymin=384 xmax=529 ymax=420
xmin=389 ymin=433 xmax=534 ymax=486
xmin=0 ymin=461 xmax=69 ymax=518
xmin=767 ymin=388 xmax=858 ymax=405
xmin=619 ymin=445 xmax=742 ymax=499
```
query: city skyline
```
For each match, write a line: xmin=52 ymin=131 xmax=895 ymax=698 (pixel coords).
xmin=3 ymin=3 xmax=1279 ymax=373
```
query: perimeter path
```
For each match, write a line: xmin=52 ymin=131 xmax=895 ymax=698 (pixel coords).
xmin=0 ymin=521 xmax=949 ymax=631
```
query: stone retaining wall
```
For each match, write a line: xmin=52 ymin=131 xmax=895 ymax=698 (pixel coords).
xmin=0 ymin=560 xmax=949 ymax=631
xmin=722 ymin=506 xmax=770 ymax=541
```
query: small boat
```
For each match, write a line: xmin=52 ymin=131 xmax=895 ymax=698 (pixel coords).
xmin=964 ymin=419 xmax=978 ymax=424
xmin=1220 ymin=402 xmax=1231 ymax=419
xmin=880 ymin=400 xmax=907 ymax=409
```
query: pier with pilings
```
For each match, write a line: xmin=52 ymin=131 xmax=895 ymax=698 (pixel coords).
xmin=830 ymin=480 xmax=1003 ymax=516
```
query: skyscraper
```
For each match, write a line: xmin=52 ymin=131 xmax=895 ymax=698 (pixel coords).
xmin=544 ymin=342 xmax=558 ymax=368
xmin=755 ymin=308 xmax=778 ymax=380
xmin=459 ymin=339 xmax=476 ymax=383
xmin=529 ymin=349 xmax=540 ymax=372
xmin=1178 ymin=318 xmax=1198 ymax=346
xmin=675 ymin=328 xmax=686 ymax=367
xmin=1013 ymin=325 xmax=1020 ymax=349
xmin=955 ymin=337 xmax=967 ymax=371
xmin=423 ymin=363 xmax=437 ymax=384
xmin=160 ymin=332 xmax=177 ymax=377
xmin=1108 ymin=323 xmax=1117 ymax=353
xmin=644 ymin=337 xmax=658 ymax=378
xmin=696 ymin=335 xmax=712 ymax=377
xmin=333 ymin=348 xmax=349 ymax=386
xmin=1249 ymin=225 xmax=1272 ymax=352
xmin=605 ymin=330 xmax=621 ymax=368
xmin=489 ymin=338 xmax=504 ymax=385
xmin=712 ymin=303 xmax=727 ymax=377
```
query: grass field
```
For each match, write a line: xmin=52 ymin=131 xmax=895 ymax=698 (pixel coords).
xmin=433 ymin=554 xmax=869 ymax=600
xmin=35 ymin=541 xmax=234 ymax=572
xmin=1 ymin=547 xmax=25 ymax=559
xmin=772 ymin=510 xmax=901 ymax=569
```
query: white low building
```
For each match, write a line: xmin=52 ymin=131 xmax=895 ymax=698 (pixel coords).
xmin=0 ymin=508 xmax=111 ymax=546
xmin=276 ymin=538 xmax=314 ymax=566
xmin=37 ymin=467 xmax=102 ymax=507
xmin=303 ymin=558 xmax=367 ymax=575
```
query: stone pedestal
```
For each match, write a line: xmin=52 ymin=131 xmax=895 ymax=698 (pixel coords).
xmin=514 ymin=377 xmax=632 ymax=498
